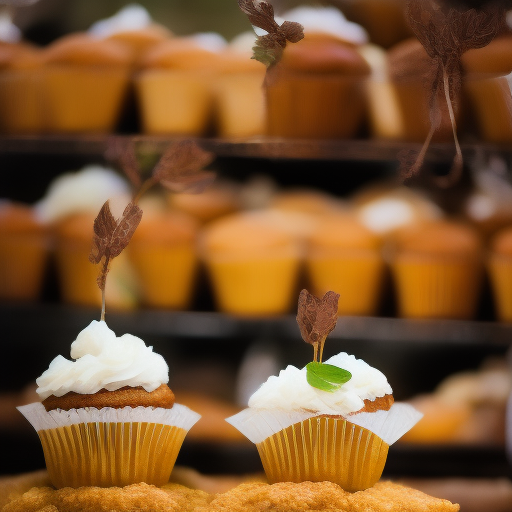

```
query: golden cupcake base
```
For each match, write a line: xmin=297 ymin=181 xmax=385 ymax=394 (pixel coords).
xmin=256 ymin=417 xmax=389 ymax=493
xmin=39 ymin=422 xmax=186 ymax=488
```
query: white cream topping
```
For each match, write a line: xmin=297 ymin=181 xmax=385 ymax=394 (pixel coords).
xmin=34 ymin=165 xmax=130 ymax=224
xmin=248 ymin=352 xmax=392 ymax=416
xmin=89 ymin=3 xmax=153 ymax=38
xmin=278 ymin=6 xmax=368 ymax=45
xmin=190 ymin=32 xmax=227 ymax=53
xmin=0 ymin=12 xmax=21 ymax=43
xmin=36 ymin=320 xmax=169 ymax=400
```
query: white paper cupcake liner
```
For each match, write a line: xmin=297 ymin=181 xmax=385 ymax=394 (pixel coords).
xmin=226 ymin=402 xmax=422 ymax=445
xmin=18 ymin=402 xmax=201 ymax=432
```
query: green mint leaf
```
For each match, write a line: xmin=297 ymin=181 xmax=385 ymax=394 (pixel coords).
xmin=306 ymin=362 xmax=352 ymax=393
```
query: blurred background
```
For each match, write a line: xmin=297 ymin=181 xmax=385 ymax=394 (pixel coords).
xmin=1 ymin=1 xmax=512 ymax=510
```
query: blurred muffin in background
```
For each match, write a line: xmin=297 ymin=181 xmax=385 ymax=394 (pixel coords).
xmin=0 ymin=42 xmax=45 ymax=134
xmin=487 ymin=226 xmax=512 ymax=322
xmin=352 ymin=184 xmax=444 ymax=237
xmin=305 ymin=213 xmax=385 ymax=316
xmin=136 ymin=33 xmax=227 ymax=135
xmin=462 ymin=32 xmax=512 ymax=143
xmin=201 ymin=211 xmax=302 ymax=316
xmin=0 ymin=201 xmax=49 ymax=301
xmin=42 ymin=33 xmax=132 ymax=133
xmin=168 ymin=180 xmax=242 ymax=224
xmin=214 ymin=31 xmax=266 ymax=138
xmin=35 ymin=165 xmax=138 ymax=310
xmin=128 ymin=208 xmax=199 ymax=309
xmin=270 ymin=188 xmax=346 ymax=216
xmin=88 ymin=3 xmax=172 ymax=68
xmin=384 ymin=37 xmax=459 ymax=142
xmin=265 ymin=6 xmax=370 ymax=139
xmin=388 ymin=220 xmax=483 ymax=319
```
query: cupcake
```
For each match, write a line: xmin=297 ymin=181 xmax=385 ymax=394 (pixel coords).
xmin=227 ymin=290 xmax=422 ymax=492
xmin=305 ymin=214 xmax=385 ymax=316
xmin=128 ymin=209 xmax=199 ymax=309
xmin=213 ymin=33 xmax=266 ymax=138
xmin=41 ymin=33 xmax=132 ymax=133
xmin=0 ymin=201 xmax=49 ymax=301
xmin=382 ymin=37 xmax=459 ymax=142
xmin=0 ymin=42 xmax=45 ymax=134
xmin=389 ymin=220 xmax=483 ymax=319
xmin=265 ymin=7 xmax=370 ymax=139
xmin=462 ymin=33 xmax=512 ymax=143
xmin=136 ymin=33 xmax=227 ymax=135
xmin=35 ymin=165 xmax=138 ymax=309
xmin=487 ymin=226 xmax=512 ymax=322
xmin=201 ymin=211 xmax=302 ymax=316
xmin=18 ymin=320 xmax=200 ymax=488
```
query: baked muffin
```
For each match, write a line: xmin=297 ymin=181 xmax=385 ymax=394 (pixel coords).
xmin=18 ymin=320 xmax=200 ymax=488
xmin=389 ymin=220 xmax=483 ymax=319
xmin=0 ymin=42 xmax=45 ymax=134
xmin=136 ymin=34 xmax=226 ymax=135
xmin=41 ymin=33 xmax=132 ymax=133
xmin=265 ymin=6 xmax=370 ymax=139
xmin=462 ymin=33 xmax=512 ymax=143
xmin=201 ymin=211 xmax=302 ymax=316
xmin=487 ymin=226 xmax=512 ymax=322
xmin=0 ymin=201 xmax=49 ymax=301
xmin=305 ymin=214 xmax=385 ymax=316
xmin=227 ymin=293 xmax=422 ymax=493
xmin=213 ymin=33 xmax=266 ymax=138
xmin=383 ymin=37 xmax=459 ymax=142
xmin=128 ymin=209 xmax=199 ymax=309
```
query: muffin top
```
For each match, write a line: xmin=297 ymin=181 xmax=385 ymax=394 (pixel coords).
xmin=130 ymin=209 xmax=198 ymax=244
xmin=0 ymin=202 xmax=45 ymax=234
xmin=248 ymin=352 xmax=392 ymax=416
xmin=0 ymin=42 xmax=43 ymax=70
xmin=462 ymin=33 xmax=512 ymax=77
xmin=391 ymin=220 xmax=482 ymax=256
xmin=43 ymin=33 xmax=132 ymax=67
xmin=36 ymin=320 xmax=169 ymax=401
xmin=279 ymin=34 xmax=371 ymax=75
xmin=307 ymin=214 xmax=381 ymax=251
xmin=202 ymin=212 xmax=298 ymax=253
xmin=387 ymin=37 xmax=432 ymax=82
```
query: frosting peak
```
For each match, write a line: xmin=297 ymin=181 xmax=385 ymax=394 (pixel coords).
xmin=36 ymin=321 xmax=169 ymax=400
xmin=248 ymin=352 xmax=392 ymax=416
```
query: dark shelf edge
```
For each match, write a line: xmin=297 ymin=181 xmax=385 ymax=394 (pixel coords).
xmin=1 ymin=303 xmax=511 ymax=345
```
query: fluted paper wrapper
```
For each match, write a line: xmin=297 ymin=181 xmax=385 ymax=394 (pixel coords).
xmin=18 ymin=402 xmax=200 ymax=488
xmin=226 ymin=403 xmax=422 ymax=492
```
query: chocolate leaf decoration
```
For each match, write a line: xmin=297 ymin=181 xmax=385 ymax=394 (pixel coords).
xmin=237 ymin=0 xmax=304 ymax=67
xmin=105 ymin=137 xmax=142 ymax=189
xmin=403 ymin=0 xmax=505 ymax=187
xmin=297 ymin=289 xmax=340 ymax=363
xmin=152 ymin=140 xmax=215 ymax=195
xmin=306 ymin=362 xmax=352 ymax=393
xmin=89 ymin=200 xmax=142 ymax=320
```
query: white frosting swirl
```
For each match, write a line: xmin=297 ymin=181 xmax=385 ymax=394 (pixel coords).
xmin=36 ymin=321 xmax=169 ymax=400
xmin=89 ymin=3 xmax=152 ymax=38
xmin=248 ymin=352 xmax=392 ymax=416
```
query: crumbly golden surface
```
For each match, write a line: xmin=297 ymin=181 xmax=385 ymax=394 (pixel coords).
xmin=197 ymin=481 xmax=460 ymax=512
xmin=1 ymin=483 xmax=210 ymax=512
xmin=0 ymin=470 xmax=50 ymax=510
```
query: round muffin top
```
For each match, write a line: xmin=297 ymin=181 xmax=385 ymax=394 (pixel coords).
xmin=0 ymin=202 xmax=45 ymax=234
xmin=279 ymin=34 xmax=371 ymax=75
xmin=391 ymin=220 xmax=482 ymax=256
xmin=387 ymin=37 xmax=432 ymax=82
xmin=0 ymin=42 xmax=43 ymax=70
xmin=43 ymin=33 xmax=132 ymax=66
xmin=462 ymin=33 xmax=512 ymax=77
xmin=130 ymin=209 xmax=198 ymax=245
xmin=307 ymin=214 xmax=381 ymax=251
xmin=201 ymin=211 xmax=298 ymax=254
